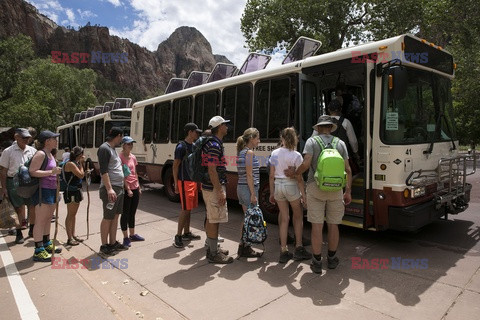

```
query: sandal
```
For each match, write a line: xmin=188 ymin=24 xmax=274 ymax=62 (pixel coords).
xmin=73 ymin=236 xmax=84 ymax=242
xmin=67 ymin=239 xmax=79 ymax=246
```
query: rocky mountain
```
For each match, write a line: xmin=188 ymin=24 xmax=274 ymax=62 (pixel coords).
xmin=0 ymin=0 xmax=232 ymax=100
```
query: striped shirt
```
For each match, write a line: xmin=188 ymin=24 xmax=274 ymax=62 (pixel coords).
xmin=237 ymin=147 xmax=259 ymax=186
xmin=201 ymin=136 xmax=227 ymax=191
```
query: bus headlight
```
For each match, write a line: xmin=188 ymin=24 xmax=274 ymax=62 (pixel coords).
xmin=410 ymin=186 xmax=426 ymax=198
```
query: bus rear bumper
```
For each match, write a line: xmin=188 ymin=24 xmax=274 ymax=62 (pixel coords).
xmin=388 ymin=200 xmax=446 ymax=232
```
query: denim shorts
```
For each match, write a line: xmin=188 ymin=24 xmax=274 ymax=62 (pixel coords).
xmin=274 ymin=178 xmax=301 ymax=202
xmin=32 ymin=188 xmax=58 ymax=206
xmin=237 ymin=184 xmax=259 ymax=207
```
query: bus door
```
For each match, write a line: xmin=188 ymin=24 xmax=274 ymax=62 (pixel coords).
xmin=298 ymin=73 xmax=321 ymax=150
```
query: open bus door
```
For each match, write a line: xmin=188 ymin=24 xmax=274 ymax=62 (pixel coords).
xmin=298 ymin=73 xmax=321 ymax=150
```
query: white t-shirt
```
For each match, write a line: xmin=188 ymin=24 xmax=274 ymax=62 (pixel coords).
xmin=269 ymin=147 xmax=303 ymax=179
xmin=0 ymin=142 xmax=36 ymax=177
xmin=62 ymin=152 xmax=70 ymax=163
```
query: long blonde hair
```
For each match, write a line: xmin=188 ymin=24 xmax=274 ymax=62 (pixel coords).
xmin=280 ymin=127 xmax=298 ymax=150
xmin=236 ymin=127 xmax=259 ymax=153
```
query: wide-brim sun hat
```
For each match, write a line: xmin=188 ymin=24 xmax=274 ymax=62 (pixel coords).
xmin=313 ymin=115 xmax=337 ymax=132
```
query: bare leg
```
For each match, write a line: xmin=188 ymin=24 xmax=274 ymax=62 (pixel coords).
xmin=100 ymin=219 xmax=111 ymax=245
xmin=327 ymin=223 xmax=340 ymax=251
xmin=277 ymin=200 xmax=290 ymax=249
xmin=290 ymin=198 xmax=303 ymax=247
xmin=108 ymin=213 xmax=120 ymax=244
xmin=311 ymin=223 xmax=324 ymax=256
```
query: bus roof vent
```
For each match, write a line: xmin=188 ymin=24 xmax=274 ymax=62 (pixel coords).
xmin=207 ymin=63 xmax=237 ymax=83
xmin=73 ymin=113 xmax=81 ymax=122
xmin=80 ymin=111 xmax=87 ymax=120
xmin=165 ymin=78 xmax=188 ymax=94
xmin=237 ymin=53 xmax=271 ymax=75
xmin=113 ymin=98 xmax=132 ymax=109
xmin=86 ymin=108 xmax=95 ymax=118
xmin=103 ymin=102 xmax=114 ymax=113
xmin=282 ymin=36 xmax=322 ymax=65
xmin=94 ymin=106 xmax=103 ymax=115
xmin=184 ymin=71 xmax=210 ymax=89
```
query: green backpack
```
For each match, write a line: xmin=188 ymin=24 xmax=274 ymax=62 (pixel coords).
xmin=313 ymin=136 xmax=346 ymax=191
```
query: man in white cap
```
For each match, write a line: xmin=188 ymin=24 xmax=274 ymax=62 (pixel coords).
xmin=202 ymin=116 xmax=233 ymax=264
xmin=0 ymin=128 xmax=37 ymax=244
xmin=292 ymin=115 xmax=352 ymax=274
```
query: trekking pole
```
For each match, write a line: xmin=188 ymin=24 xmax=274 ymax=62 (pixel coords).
xmin=52 ymin=173 xmax=60 ymax=264
xmin=86 ymin=162 xmax=90 ymax=239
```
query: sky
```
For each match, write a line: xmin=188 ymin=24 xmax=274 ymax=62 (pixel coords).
xmin=26 ymin=0 xmax=262 ymax=67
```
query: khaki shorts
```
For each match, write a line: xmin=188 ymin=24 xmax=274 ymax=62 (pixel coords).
xmin=306 ymin=182 xmax=344 ymax=224
xmin=274 ymin=178 xmax=301 ymax=202
xmin=202 ymin=186 xmax=228 ymax=223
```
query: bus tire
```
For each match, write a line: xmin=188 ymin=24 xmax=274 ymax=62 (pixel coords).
xmin=258 ymin=178 xmax=279 ymax=225
xmin=163 ymin=166 xmax=180 ymax=202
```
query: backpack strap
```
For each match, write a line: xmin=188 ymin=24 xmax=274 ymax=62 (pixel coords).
xmin=331 ymin=136 xmax=339 ymax=149
xmin=62 ymin=161 xmax=74 ymax=189
xmin=313 ymin=135 xmax=327 ymax=151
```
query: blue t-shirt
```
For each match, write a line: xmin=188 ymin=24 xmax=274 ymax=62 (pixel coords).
xmin=201 ymin=136 xmax=227 ymax=191
xmin=174 ymin=141 xmax=193 ymax=181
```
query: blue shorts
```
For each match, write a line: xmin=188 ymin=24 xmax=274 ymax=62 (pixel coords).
xmin=32 ymin=188 xmax=58 ymax=206
xmin=237 ymin=184 xmax=259 ymax=207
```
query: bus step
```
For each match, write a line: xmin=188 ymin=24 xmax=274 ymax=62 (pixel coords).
xmin=342 ymin=215 xmax=364 ymax=229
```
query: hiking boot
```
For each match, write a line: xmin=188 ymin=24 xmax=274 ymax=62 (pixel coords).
xmin=207 ymin=251 xmax=233 ymax=264
xmin=327 ymin=255 xmax=339 ymax=269
xmin=99 ymin=244 xmax=116 ymax=257
xmin=173 ymin=235 xmax=184 ymax=248
xmin=293 ymin=246 xmax=312 ymax=261
xmin=110 ymin=241 xmax=128 ymax=251
xmin=206 ymin=245 xmax=229 ymax=256
xmin=15 ymin=230 xmax=24 ymax=244
xmin=237 ymin=243 xmax=262 ymax=258
xmin=310 ymin=256 xmax=323 ymax=274
xmin=279 ymin=250 xmax=293 ymax=263
xmin=44 ymin=240 xmax=62 ymax=254
xmin=182 ymin=232 xmax=201 ymax=241
xmin=33 ymin=247 xmax=52 ymax=262
xmin=129 ymin=234 xmax=145 ymax=241
xmin=123 ymin=237 xmax=131 ymax=247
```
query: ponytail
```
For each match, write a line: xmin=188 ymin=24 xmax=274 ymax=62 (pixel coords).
xmin=236 ymin=127 xmax=259 ymax=153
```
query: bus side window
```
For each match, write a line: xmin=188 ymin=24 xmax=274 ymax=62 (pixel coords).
xmin=143 ymin=105 xmax=154 ymax=144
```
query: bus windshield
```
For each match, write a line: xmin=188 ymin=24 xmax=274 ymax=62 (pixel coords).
xmin=381 ymin=68 xmax=457 ymax=144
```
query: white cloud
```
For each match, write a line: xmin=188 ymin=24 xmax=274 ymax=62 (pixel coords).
xmin=110 ymin=0 xmax=250 ymax=67
xmin=105 ymin=0 xmax=122 ymax=7
xmin=77 ymin=9 xmax=98 ymax=20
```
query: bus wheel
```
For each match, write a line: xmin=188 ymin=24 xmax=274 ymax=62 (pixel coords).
xmin=163 ymin=166 xmax=180 ymax=202
xmin=258 ymin=179 xmax=279 ymax=224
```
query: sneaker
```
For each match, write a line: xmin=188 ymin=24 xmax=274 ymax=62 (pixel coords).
xmin=310 ymin=256 xmax=323 ymax=274
xmin=123 ymin=237 xmax=131 ymax=247
xmin=99 ymin=244 xmax=116 ymax=257
xmin=206 ymin=246 xmax=229 ymax=256
xmin=15 ymin=231 xmax=24 ymax=244
xmin=238 ymin=243 xmax=262 ymax=258
xmin=327 ymin=255 xmax=339 ymax=269
xmin=279 ymin=250 xmax=293 ymax=263
xmin=129 ymin=234 xmax=145 ymax=241
xmin=44 ymin=240 xmax=62 ymax=254
xmin=33 ymin=247 xmax=52 ymax=262
xmin=110 ymin=241 xmax=128 ymax=251
xmin=293 ymin=246 xmax=312 ymax=261
xmin=182 ymin=232 xmax=201 ymax=241
xmin=207 ymin=251 xmax=233 ymax=264
xmin=173 ymin=235 xmax=184 ymax=248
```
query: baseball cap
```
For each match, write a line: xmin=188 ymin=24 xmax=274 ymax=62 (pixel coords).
xmin=184 ymin=123 xmax=203 ymax=134
xmin=122 ymin=136 xmax=136 ymax=144
xmin=208 ymin=116 xmax=230 ymax=129
xmin=38 ymin=130 xmax=60 ymax=143
xmin=15 ymin=128 xmax=32 ymax=138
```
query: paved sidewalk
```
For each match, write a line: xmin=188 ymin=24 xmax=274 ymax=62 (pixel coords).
xmin=1 ymin=181 xmax=479 ymax=320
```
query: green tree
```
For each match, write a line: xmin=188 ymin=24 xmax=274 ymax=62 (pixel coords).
xmin=0 ymin=35 xmax=35 ymax=101
xmin=3 ymin=58 xmax=97 ymax=131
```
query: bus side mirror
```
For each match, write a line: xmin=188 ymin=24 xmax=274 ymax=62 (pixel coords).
xmin=389 ymin=66 xmax=408 ymax=100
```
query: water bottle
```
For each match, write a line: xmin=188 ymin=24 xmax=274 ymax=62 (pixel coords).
xmin=106 ymin=201 xmax=115 ymax=210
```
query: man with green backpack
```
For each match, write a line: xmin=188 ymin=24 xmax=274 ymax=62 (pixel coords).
xmin=292 ymin=115 xmax=352 ymax=274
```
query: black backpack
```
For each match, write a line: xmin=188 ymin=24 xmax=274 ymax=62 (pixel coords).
xmin=186 ymin=136 xmax=213 ymax=184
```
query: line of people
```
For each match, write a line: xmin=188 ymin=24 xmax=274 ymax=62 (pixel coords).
xmin=171 ymin=114 xmax=352 ymax=274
